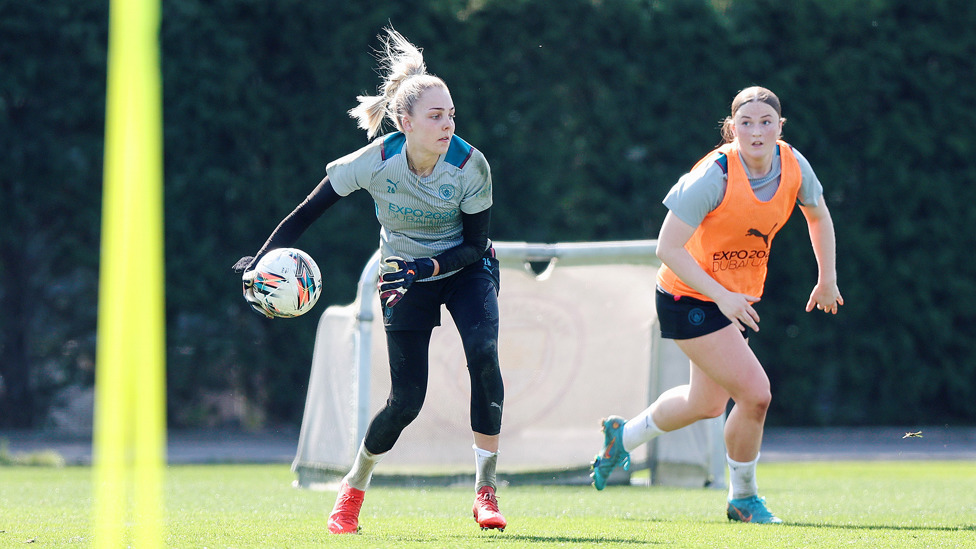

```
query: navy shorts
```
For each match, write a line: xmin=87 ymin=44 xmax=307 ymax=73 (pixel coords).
xmin=656 ymin=286 xmax=749 ymax=340
xmin=382 ymin=249 xmax=500 ymax=331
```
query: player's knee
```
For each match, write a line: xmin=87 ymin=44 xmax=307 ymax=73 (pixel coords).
xmin=466 ymin=342 xmax=501 ymax=387
xmin=386 ymin=394 xmax=424 ymax=427
xmin=751 ymin=388 xmax=772 ymax=410
xmin=760 ymin=391 xmax=772 ymax=411
xmin=465 ymin=338 xmax=499 ymax=368
xmin=738 ymin=389 xmax=771 ymax=418
xmin=390 ymin=403 xmax=422 ymax=427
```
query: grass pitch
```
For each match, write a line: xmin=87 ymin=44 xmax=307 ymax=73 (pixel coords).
xmin=1 ymin=461 xmax=974 ymax=548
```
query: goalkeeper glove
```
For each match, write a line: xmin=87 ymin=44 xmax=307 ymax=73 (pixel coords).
xmin=378 ymin=256 xmax=435 ymax=307
xmin=242 ymin=270 xmax=276 ymax=318
xmin=235 ymin=255 xmax=274 ymax=318
xmin=232 ymin=255 xmax=256 ymax=273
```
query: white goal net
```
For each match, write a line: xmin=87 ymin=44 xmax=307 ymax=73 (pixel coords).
xmin=292 ymin=240 xmax=725 ymax=489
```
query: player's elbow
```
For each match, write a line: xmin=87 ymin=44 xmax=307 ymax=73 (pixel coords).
xmin=655 ymin=241 xmax=680 ymax=266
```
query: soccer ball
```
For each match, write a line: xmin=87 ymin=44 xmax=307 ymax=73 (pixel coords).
xmin=250 ymin=248 xmax=323 ymax=318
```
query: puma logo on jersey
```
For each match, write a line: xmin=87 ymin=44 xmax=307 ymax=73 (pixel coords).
xmin=745 ymin=223 xmax=778 ymax=247
xmin=386 ymin=179 xmax=398 ymax=193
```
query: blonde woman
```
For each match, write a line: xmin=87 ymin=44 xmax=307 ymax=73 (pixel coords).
xmin=590 ymin=87 xmax=843 ymax=524
xmin=235 ymin=27 xmax=506 ymax=533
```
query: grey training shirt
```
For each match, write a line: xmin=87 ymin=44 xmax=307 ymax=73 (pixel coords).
xmin=327 ymin=131 xmax=492 ymax=280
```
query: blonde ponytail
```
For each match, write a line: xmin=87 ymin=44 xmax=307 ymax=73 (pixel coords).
xmin=348 ymin=27 xmax=447 ymax=139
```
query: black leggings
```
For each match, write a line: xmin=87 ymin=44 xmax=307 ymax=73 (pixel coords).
xmin=363 ymin=276 xmax=504 ymax=455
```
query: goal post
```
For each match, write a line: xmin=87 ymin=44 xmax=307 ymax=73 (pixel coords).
xmin=292 ymin=240 xmax=726 ymax=489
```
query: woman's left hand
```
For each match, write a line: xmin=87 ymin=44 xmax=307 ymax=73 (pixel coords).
xmin=806 ymin=282 xmax=844 ymax=314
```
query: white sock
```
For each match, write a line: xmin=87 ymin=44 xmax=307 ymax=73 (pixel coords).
xmin=343 ymin=441 xmax=384 ymax=491
xmin=473 ymin=445 xmax=498 ymax=492
xmin=727 ymin=454 xmax=759 ymax=500
xmin=622 ymin=407 xmax=665 ymax=452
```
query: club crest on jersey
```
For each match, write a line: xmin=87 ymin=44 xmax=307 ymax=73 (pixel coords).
xmin=438 ymin=184 xmax=456 ymax=200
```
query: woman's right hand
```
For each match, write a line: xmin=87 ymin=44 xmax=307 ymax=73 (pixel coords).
xmin=241 ymin=268 xmax=275 ymax=319
xmin=715 ymin=290 xmax=761 ymax=332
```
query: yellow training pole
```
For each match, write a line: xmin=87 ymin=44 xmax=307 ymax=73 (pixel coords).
xmin=93 ymin=0 xmax=166 ymax=547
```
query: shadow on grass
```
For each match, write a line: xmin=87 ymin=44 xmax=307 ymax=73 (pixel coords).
xmin=448 ymin=534 xmax=664 ymax=545
xmin=622 ymin=516 xmax=975 ymax=534
xmin=785 ymin=521 xmax=976 ymax=532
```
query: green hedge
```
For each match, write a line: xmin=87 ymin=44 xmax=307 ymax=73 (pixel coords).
xmin=2 ymin=0 xmax=974 ymax=428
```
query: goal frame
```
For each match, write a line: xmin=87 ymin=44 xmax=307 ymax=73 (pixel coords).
xmin=292 ymin=240 xmax=726 ymax=489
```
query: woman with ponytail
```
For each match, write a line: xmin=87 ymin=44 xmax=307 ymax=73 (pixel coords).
xmin=589 ymin=86 xmax=843 ymax=524
xmin=234 ymin=27 xmax=506 ymax=534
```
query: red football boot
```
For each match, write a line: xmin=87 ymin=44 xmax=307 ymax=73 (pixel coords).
xmin=472 ymin=486 xmax=507 ymax=531
xmin=328 ymin=482 xmax=365 ymax=534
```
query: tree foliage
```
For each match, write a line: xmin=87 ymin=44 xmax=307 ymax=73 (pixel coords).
xmin=1 ymin=0 xmax=974 ymax=428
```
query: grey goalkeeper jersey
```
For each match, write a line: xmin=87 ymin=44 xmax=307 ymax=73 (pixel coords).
xmin=327 ymin=131 xmax=492 ymax=280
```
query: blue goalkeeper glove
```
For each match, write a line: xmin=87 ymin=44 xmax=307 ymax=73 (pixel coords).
xmin=378 ymin=256 xmax=435 ymax=307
